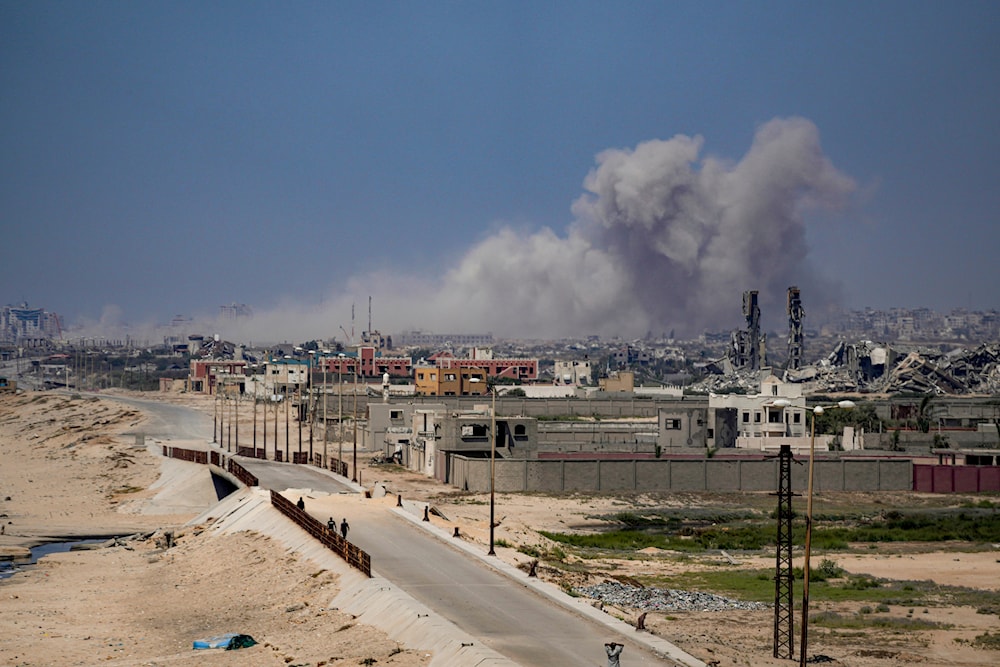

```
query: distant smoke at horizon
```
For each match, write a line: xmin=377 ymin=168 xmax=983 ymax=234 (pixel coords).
xmin=69 ymin=117 xmax=857 ymax=344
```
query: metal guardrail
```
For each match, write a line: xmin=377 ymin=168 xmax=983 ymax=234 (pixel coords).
xmin=161 ymin=445 xmax=208 ymax=465
xmin=161 ymin=445 xmax=258 ymax=486
xmin=236 ymin=446 xmax=266 ymax=459
xmin=161 ymin=445 xmax=367 ymax=574
xmin=228 ymin=458 xmax=259 ymax=487
xmin=329 ymin=458 xmax=349 ymax=477
xmin=270 ymin=490 xmax=371 ymax=577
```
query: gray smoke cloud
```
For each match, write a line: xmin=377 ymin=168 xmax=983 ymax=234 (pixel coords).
xmin=89 ymin=116 xmax=855 ymax=345
xmin=372 ymin=116 xmax=855 ymax=340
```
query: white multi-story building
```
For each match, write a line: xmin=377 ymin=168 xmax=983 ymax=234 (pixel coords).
xmin=553 ymin=359 xmax=591 ymax=385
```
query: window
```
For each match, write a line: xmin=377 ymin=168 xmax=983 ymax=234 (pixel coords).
xmin=768 ymin=411 xmax=782 ymax=423
xmin=390 ymin=410 xmax=403 ymax=420
xmin=707 ymin=428 xmax=714 ymax=439
xmin=793 ymin=412 xmax=801 ymax=424
xmin=664 ymin=418 xmax=681 ymax=430
xmin=445 ymin=373 xmax=456 ymax=381
xmin=754 ymin=412 xmax=762 ymax=423
xmin=514 ymin=424 xmax=526 ymax=436
xmin=742 ymin=412 xmax=750 ymax=423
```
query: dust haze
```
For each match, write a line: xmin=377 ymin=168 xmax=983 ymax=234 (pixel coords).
xmin=76 ymin=117 xmax=857 ymax=344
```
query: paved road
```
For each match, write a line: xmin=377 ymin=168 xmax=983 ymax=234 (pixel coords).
xmin=99 ymin=393 xmax=212 ymax=441
xmin=102 ymin=395 xmax=676 ymax=666
xmin=237 ymin=458 xmax=356 ymax=494
xmin=351 ymin=510 xmax=673 ymax=666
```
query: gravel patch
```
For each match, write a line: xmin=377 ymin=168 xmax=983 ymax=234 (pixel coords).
xmin=575 ymin=580 xmax=769 ymax=612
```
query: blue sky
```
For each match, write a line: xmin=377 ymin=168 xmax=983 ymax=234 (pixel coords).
xmin=2 ymin=1 xmax=998 ymax=341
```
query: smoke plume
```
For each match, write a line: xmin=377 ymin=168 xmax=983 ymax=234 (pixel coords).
xmin=358 ymin=116 xmax=856 ymax=340
xmin=155 ymin=116 xmax=857 ymax=344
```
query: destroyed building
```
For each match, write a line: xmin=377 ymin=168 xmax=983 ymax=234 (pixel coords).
xmin=727 ymin=290 xmax=766 ymax=372
xmin=786 ymin=286 xmax=804 ymax=371
xmin=697 ymin=287 xmax=1000 ymax=396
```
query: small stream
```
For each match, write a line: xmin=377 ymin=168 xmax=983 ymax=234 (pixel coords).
xmin=0 ymin=538 xmax=109 ymax=580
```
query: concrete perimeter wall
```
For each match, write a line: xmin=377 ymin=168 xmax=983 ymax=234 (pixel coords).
xmin=449 ymin=456 xmax=912 ymax=494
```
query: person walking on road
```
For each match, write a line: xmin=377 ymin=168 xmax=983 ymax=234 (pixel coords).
xmin=340 ymin=517 xmax=349 ymax=540
xmin=327 ymin=517 xmax=335 ymax=532
xmin=605 ymin=641 xmax=623 ymax=667
xmin=296 ymin=497 xmax=305 ymax=510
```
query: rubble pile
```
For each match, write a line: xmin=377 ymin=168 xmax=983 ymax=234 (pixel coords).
xmin=693 ymin=341 xmax=1000 ymax=396
xmin=575 ymin=580 xmax=768 ymax=612
xmin=688 ymin=368 xmax=762 ymax=395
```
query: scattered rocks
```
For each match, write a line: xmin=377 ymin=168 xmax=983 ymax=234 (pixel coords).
xmin=574 ymin=580 xmax=768 ymax=612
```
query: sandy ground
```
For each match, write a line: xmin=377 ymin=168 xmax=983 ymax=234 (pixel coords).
xmin=2 ymin=388 xmax=999 ymax=667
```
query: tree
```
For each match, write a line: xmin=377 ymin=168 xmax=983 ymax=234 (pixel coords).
xmin=916 ymin=395 xmax=933 ymax=433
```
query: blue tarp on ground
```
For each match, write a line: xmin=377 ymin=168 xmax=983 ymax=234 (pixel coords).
xmin=193 ymin=633 xmax=257 ymax=650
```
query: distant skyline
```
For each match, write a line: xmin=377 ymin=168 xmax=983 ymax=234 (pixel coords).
xmin=2 ymin=2 xmax=998 ymax=342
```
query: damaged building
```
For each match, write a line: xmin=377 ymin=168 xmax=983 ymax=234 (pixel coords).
xmin=727 ymin=290 xmax=766 ymax=372
xmin=697 ymin=287 xmax=1000 ymax=396
xmin=787 ymin=286 xmax=805 ymax=371
xmin=781 ymin=340 xmax=1000 ymax=395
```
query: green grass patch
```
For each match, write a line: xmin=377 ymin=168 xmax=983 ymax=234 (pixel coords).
xmin=517 ymin=543 xmax=566 ymax=562
xmin=543 ymin=507 xmax=1000 ymax=555
xmin=971 ymin=631 xmax=1000 ymax=650
xmin=812 ymin=610 xmax=948 ymax=631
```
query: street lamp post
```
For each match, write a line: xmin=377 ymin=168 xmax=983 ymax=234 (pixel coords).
xmin=252 ymin=367 xmax=258 ymax=452
xmin=800 ymin=399 xmax=854 ymax=666
xmin=285 ymin=381 xmax=290 ymax=464
xmin=489 ymin=382 xmax=496 ymax=556
xmin=352 ymin=369 xmax=358 ymax=482
xmin=338 ymin=354 xmax=344 ymax=470
xmin=226 ymin=386 xmax=232 ymax=451
xmin=212 ymin=381 xmax=218 ymax=444
xmin=320 ymin=350 xmax=330 ymax=468
xmin=470 ymin=374 xmax=498 ymax=556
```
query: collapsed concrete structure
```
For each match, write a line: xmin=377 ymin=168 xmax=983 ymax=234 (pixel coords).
xmin=700 ymin=287 xmax=1000 ymax=396
xmin=788 ymin=341 xmax=1000 ymax=395
xmin=786 ymin=286 xmax=804 ymax=371
xmin=726 ymin=290 xmax=766 ymax=373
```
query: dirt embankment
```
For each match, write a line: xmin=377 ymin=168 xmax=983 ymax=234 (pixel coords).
xmin=1 ymin=391 xmax=430 ymax=666
xmin=2 ymin=390 xmax=1000 ymax=667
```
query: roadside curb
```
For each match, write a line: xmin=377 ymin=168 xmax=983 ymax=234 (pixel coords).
xmin=391 ymin=501 xmax=708 ymax=667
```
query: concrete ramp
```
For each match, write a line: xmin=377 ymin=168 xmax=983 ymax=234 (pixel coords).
xmin=187 ymin=489 xmax=517 ymax=667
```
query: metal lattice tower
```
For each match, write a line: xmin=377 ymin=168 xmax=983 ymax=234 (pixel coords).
xmin=787 ymin=286 xmax=805 ymax=371
xmin=773 ymin=444 xmax=795 ymax=659
xmin=743 ymin=290 xmax=762 ymax=371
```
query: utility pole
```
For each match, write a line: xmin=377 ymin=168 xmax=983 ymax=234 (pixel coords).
xmin=352 ymin=369 xmax=358 ymax=482
xmin=285 ymin=381 xmax=290 ymax=464
xmin=773 ymin=444 xmax=795 ymax=659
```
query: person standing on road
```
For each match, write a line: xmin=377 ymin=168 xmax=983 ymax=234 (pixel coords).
xmin=327 ymin=517 xmax=335 ymax=532
xmin=296 ymin=497 xmax=305 ymax=510
xmin=340 ymin=517 xmax=349 ymax=539
xmin=605 ymin=641 xmax=623 ymax=667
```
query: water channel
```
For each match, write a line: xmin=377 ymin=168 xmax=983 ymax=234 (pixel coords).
xmin=0 ymin=538 xmax=110 ymax=580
